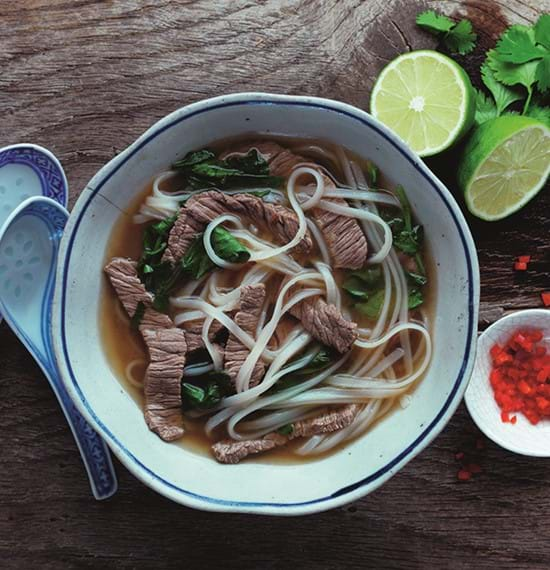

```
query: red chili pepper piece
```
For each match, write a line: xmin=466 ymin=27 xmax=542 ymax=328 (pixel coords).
xmin=457 ymin=469 xmax=472 ymax=481
xmin=517 ymin=256 xmax=531 ymax=264
xmin=514 ymin=262 xmax=528 ymax=271
xmin=542 ymin=292 xmax=550 ymax=307
xmin=455 ymin=452 xmax=465 ymax=461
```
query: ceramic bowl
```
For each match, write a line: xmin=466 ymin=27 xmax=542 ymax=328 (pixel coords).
xmin=465 ymin=309 xmax=550 ymax=456
xmin=52 ymin=93 xmax=480 ymax=515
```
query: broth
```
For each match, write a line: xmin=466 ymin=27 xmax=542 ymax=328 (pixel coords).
xmin=100 ymin=135 xmax=436 ymax=464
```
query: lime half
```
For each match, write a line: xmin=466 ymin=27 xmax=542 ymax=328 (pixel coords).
xmin=370 ymin=50 xmax=475 ymax=157
xmin=459 ymin=116 xmax=550 ymax=221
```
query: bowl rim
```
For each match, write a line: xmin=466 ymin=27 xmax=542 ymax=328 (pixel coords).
xmin=465 ymin=308 xmax=550 ymax=457
xmin=52 ymin=92 xmax=480 ymax=515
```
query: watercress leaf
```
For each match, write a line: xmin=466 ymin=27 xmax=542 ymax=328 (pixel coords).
xmin=277 ymin=424 xmax=294 ymax=436
xmin=173 ymin=149 xmax=215 ymax=169
xmin=356 ymin=290 xmax=385 ymax=319
xmin=416 ymin=10 xmax=455 ymax=34
xmin=224 ymin=149 xmax=270 ymax=175
xmin=444 ymin=19 xmax=477 ymax=55
xmin=211 ymin=227 xmax=251 ymax=263
xmin=495 ymin=25 xmax=545 ymax=64
xmin=534 ymin=14 xmax=550 ymax=50
xmin=408 ymin=288 xmax=424 ymax=309
xmin=130 ymin=301 xmax=146 ymax=329
xmin=407 ymin=272 xmax=428 ymax=287
xmin=474 ymin=88 xmax=498 ymax=125
xmin=535 ymin=56 xmax=550 ymax=92
xmin=525 ymin=103 xmax=550 ymax=127
xmin=487 ymin=49 xmax=538 ymax=90
xmin=481 ymin=64 xmax=524 ymax=114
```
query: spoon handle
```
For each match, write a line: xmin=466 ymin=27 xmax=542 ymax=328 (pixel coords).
xmin=41 ymin=363 xmax=118 ymax=500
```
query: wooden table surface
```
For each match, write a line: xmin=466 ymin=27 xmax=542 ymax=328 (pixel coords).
xmin=1 ymin=1 xmax=549 ymax=568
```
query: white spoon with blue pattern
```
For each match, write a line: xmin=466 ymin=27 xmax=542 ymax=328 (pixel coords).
xmin=0 ymin=196 xmax=117 ymax=499
xmin=0 ymin=144 xmax=68 ymax=324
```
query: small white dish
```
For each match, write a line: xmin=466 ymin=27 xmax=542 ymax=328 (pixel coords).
xmin=465 ymin=309 xmax=550 ymax=457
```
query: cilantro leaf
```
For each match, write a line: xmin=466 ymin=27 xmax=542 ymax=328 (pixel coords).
xmin=408 ymin=288 xmax=424 ymax=309
xmin=536 ymin=56 xmax=550 ymax=92
xmin=495 ymin=25 xmax=545 ymax=64
xmin=444 ymin=19 xmax=477 ymax=55
xmin=481 ymin=63 xmax=524 ymax=114
xmin=474 ymin=88 xmax=498 ymax=125
xmin=487 ymin=49 xmax=539 ymax=89
xmin=534 ymin=14 xmax=550 ymax=50
xmin=416 ymin=10 xmax=454 ymax=34
xmin=525 ymin=104 xmax=550 ymax=127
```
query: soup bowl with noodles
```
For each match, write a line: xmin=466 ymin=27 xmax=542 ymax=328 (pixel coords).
xmin=52 ymin=93 xmax=479 ymax=515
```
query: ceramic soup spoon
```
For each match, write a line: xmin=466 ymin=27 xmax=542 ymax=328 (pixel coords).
xmin=0 ymin=144 xmax=68 ymax=323
xmin=0 ymin=196 xmax=117 ymax=499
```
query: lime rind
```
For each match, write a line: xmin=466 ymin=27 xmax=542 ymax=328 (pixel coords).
xmin=460 ymin=116 xmax=550 ymax=221
xmin=370 ymin=50 xmax=475 ymax=157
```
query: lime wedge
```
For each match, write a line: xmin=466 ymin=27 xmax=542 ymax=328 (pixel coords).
xmin=459 ymin=116 xmax=550 ymax=221
xmin=370 ymin=50 xmax=475 ymax=157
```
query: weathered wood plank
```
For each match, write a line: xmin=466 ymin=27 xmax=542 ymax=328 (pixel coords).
xmin=0 ymin=1 xmax=548 ymax=568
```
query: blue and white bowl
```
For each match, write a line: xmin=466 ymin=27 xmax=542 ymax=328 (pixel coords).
xmin=52 ymin=93 xmax=480 ymax=515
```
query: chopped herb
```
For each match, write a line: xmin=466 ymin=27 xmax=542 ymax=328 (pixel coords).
xmin=172 ymin=148 xmax=284 ymax=190
xmin=416 ymin=10 xmax=477 ymax=55
xmin=366 ymin=162 xmax=379 ymax=186
xmin=277 ymin=424 xmax=294 ymax=436
xmin=474 ymin=88 xmax=498 ymax=126
xmin=269 ymin=347 xmax=335 ymax=393
xmin=130 ymin=301 xmax=146 ymax=329
xmin=407 ymin=272 xmax=428 ymax=287
xmin=356 ymin=289 xmax=386 ymax=319
xmin=181 ymin=371 xmax=232 ymax=411
xmin=181 ymin=227 xmax=250 ymax=280
xmin=481 ymin=63 xmax=524 ymax=116
xmin=408 ymin=288 xmax=424 ymax=309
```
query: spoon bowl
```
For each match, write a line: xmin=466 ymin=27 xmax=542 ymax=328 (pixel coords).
xmin=0 ymin=196 xmax=117 ymax=499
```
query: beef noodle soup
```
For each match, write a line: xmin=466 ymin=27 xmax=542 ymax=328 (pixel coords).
xmin=101 ymin=137 xmax=433 ymax=464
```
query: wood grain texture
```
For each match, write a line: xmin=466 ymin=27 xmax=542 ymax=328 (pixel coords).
xmin=0 ymin=1 xmax=549 ymax=568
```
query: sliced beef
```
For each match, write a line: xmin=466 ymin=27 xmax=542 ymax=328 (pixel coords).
xmin=310 ymin=199 xmax=368 ymax=269
xmin=104 ymin=257 xmax=186 ymax=441
xmin=224 ymin=141 xmax=368 ymax=269
xmin=182 ymin=318 xmax=225 ymax=353
xmin=290 ymin=296 xmax=357 ymax=353
xmin=212 ymin=404 xmax=360 ymax=464
xmin=162 ymin=209 xmax=205 ymax=264
xmin=187 ymin=191 xmax=312 ymax=254
xmin=212 ymin=433 xmax=287 ymax=464
xmin=224 ymin=284 xmax=266 ymax=387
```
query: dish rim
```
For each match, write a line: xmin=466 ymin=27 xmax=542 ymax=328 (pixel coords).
xmin=52 ymin=92 xmax=480 ymax=515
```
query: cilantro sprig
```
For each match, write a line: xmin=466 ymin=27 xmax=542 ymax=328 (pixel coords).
xmin=416 ymin=10 xmax=477 ymax=55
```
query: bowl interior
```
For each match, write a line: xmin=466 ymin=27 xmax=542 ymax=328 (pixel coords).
xmin=53 ymin=95 xmax=478 ymax=513
xmin=465 ymin=309 xmax=550 ymax=456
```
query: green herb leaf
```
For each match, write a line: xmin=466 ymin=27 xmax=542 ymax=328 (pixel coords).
xmin=394 ymin=225 xmax=423 ymax=255
xmin=474 ymin=88 xmax=498 ymax=125
xmin=349 ymin=266 xmax=383 ymax=287
xmin=366 ymin=162 xmax=379 ymax=186
xmin=342 ymin=275 xmax=370 ymax=300
xmin=277 ymin=424 xmax=294 ymax=436
xmin=181 ymin=227 xmax=250 ymax=280
xmin=181 ymin=371 xmax=232 ymax=411
xmin=408 ymin=288 xmax=424 ymax=309
xmin=173 ymin=149 xmax=215 ymax=169
xmin=211 ymin=227 xmax=251 ymax=263
xmin=534 ymin=14 xmax=550 ymax=50
xmin=525 ymin=103 xmax=550 ymax=127
xmin=535 ymin=56 xmax=550 ymax=92
xmin=487 ymin=48 xmax=539 ymax=89
xmin=481 ymin=63 xmax=524 ymax=114
xmin=444 ymin=19 xmax=477 ymax=55
xmin=356 ymin=290 xmax=386 ymax=319
xmin=224 ymin=149 xmax=270 ymax=175
xmin=270 ymin=347 xmax=335 ymax=393
xmin=130 ymin=301 xmax=146 ymax=329
xmin=495 ymin=25 xmax=545 ymax=64
xmin=416 ymin=10 xmax=454 ymax=34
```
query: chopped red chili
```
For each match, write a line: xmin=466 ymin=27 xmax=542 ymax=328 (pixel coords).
xmin=489 ymin=328 xmax=550 ymax=425
xmin=542 ymin=293 xmax=550 ymax=307
xmin=517 ymin=256 xmax=531 ymax=264
xmin=514 ymin=261 xmax=528 ymax=271
xmin=457 ymin=469 xmax=472 ymax=481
